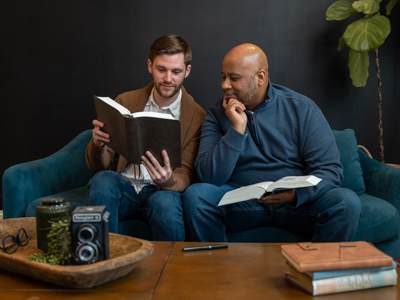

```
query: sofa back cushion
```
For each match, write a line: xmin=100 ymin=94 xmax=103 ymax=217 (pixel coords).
xmin=333 ymin=129 xmax=365 ymax=194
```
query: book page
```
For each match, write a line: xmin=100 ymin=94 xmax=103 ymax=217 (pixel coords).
xmin=266 ymin=175 xmax=321 ymax=192
xmin=218 ymin=182 xmax=272 ymax=206
xmin=96 ymin=96 xmax=131 ymax=115
xmin=131 ymin=111 xmax=175 ymax=120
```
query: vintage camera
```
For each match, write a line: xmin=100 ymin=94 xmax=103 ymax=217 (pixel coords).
xmin=71 ymin=205 xmax=110 ymax=265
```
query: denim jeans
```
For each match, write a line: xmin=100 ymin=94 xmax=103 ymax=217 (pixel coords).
xmin=182 ymin=183 xmax=361 ymax=242
xmin=88 ymin=170 xmax=184 ymax=241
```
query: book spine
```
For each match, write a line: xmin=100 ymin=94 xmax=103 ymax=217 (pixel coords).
xmin=312 ymin=268 xmax=397 ymax=296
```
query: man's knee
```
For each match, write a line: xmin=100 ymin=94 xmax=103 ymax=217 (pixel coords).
xmin=183 ymin=182 xmax=206 ymax=197
xmin=324 ymin=187 xmax=361 ymax=219
xmin=147 ymin=191 xmax=182 ymax=217
xmin=182 ymin=183 xmax=223 ymax=216
xmin=90 ymin=171 xmax=120 ymax=189
xmin=89 ymin=171 xmax=122 ymax=202
xmin=183 ymin=183 xmax=212 ymax=207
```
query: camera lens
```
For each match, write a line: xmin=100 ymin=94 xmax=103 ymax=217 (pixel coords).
xmin=78 ymin=224 xmax=96 ymax=242
xmin=77 ymin=242 xmax=99 ymax=263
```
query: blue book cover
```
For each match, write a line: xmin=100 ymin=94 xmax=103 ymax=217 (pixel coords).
xmin=309 ymin=261 xmax=396 ymax=280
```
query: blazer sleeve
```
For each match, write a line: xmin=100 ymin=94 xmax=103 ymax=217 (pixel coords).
xmin=85 ymin=139 xmax=117 ymax=172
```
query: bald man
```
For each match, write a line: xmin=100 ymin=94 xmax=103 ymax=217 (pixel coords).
xmin=182 ymin=43 xmax=361 ymax=242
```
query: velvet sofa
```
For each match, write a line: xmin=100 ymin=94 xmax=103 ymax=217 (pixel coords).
xmin=3 ymin=129 xmax=400 ymax=258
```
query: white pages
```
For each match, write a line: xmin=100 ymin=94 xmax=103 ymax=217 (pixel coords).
xmin=218 ymin=175 xmax=321 ymax=206
xmin=96 ymin=96 xmax=174 ymax=120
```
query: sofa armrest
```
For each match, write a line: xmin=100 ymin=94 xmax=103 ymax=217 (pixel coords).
xmin=2 ymin=130 xmax=94 ymax=218
xmin=358 ymin=148 xmax=400 ymax=212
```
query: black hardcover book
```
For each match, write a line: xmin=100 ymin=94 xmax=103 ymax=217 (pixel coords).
xmin=94 ymin=96 xmax=181 ymax=169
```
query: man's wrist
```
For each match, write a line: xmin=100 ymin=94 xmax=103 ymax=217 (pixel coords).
xmin=233 ymin=123 xmax=246 ymax=135
xmin=158 ymin=175 xmax=177 ymax=189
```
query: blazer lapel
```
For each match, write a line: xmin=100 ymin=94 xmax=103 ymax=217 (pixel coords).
xmin=126 ymin=84 xmax=153 ymax=113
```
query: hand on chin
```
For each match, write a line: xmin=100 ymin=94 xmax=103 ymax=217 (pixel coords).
xmin=224 ymin=94 xmax=237 ymax=102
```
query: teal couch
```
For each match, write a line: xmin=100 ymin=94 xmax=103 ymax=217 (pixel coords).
xmin=3 ymin=129 xmax=400 ymax=258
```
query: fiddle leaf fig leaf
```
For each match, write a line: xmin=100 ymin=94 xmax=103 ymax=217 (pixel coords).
xmin=348 ymin=49 xmax=369 ymax=87
xmin=343 ymin=14 xmax=390 ymax=51
xmin=352 ymin=0 xmax=380 ymax=15
xmin=326 ymin=0 xmax=355 ymax=21
xmin=386 ymin=0 xmax=399 ymax=14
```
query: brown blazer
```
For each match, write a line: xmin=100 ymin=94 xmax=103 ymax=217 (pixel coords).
xmin=86 ymin=84 xmax=206 ymax=192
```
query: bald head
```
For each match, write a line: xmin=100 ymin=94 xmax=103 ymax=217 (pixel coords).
xmin=221 ymin=43 xmax=269 ymax=109
xmin=223 ymin=43 xmax=268 ymax=73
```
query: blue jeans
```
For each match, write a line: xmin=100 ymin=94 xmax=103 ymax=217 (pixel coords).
xmin=182 ymin=183 xmax=361 ymax=242
xmin=88 ymin=170 xmax=184 ymax=241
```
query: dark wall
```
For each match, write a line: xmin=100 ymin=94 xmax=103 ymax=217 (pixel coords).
xmin=1 ymin=1 xmax=399 ymax=208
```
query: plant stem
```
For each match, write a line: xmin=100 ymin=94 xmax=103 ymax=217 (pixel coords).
xmin=375 ymin=48 xmax=385 ymax=162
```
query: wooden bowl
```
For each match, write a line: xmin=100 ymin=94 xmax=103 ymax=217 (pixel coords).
xmin=0 ymin=217 xmax=153 ymax=288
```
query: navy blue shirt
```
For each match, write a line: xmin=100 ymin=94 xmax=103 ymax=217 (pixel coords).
xmin=195 ymin=83 xmax=343 ymax=206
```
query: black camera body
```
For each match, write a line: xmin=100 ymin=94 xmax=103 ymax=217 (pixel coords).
xmin=71 ymin=205 xmax=110 ymax=265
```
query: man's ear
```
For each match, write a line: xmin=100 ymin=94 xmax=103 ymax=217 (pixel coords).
xmin=185 ymin=64 xmax=192 ymax=78
xmin=147 ymin=59 xmax=153 ymax=74
xmin=256 ymin=69 xmax=268 ymax=87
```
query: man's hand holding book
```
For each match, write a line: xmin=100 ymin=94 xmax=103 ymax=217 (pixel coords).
xmin=258 ymin=189 xmax=296 ymax=204
xmin=92 ymin=119 xmax=110 ymax=147
xmin=141 ymin=149 xmax=176 ymax=188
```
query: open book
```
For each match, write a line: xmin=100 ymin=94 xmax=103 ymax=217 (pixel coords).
xmin=218 ymin=175 xmax=321 ymax=206
xmin=94 ymin=96 xmax=181 ymax=168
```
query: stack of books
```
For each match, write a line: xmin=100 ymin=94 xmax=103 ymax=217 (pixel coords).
xmin=281 ymin=241 xmax=397 ymax=296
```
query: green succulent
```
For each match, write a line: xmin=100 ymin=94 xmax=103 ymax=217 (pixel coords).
xmin=30 ymin=219 xmax=72 ymax=265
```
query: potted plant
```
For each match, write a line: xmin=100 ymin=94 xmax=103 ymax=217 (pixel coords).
xmin=325 ymin=0 xmax=397 ymax=162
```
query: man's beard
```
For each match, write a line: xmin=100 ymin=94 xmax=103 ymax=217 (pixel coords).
xmin=239 ymin=76 xmax=257 ymax=106
xmin=155 ymin=82 xmax=182 ymax=99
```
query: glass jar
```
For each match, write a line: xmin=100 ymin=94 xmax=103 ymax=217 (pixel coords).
xmin=36 ymin=198 xmax=71 ymax=251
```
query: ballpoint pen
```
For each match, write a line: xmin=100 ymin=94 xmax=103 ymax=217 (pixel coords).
xmin=182 ymin=244 xmax=228 ymax=252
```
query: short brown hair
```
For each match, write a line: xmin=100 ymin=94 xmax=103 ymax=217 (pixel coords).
xmin=149 ymin=35 xmax=192 ymax=65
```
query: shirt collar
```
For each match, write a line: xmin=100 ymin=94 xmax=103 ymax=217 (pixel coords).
xmin=146 ymin=88 xmax=182 ymax=119
xmin=251 ymin=80 xmax=275 ymax=111
xmin=266 ymin=80 xmax=274 ymax=100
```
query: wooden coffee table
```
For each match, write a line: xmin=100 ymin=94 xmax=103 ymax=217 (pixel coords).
xmin=0 ymin=242 xmax=398 ymax=299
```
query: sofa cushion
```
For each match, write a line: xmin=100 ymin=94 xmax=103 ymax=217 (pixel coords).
xmin=25 ymin=186 xmax=91 ymax=216
xmin=354 ymin=193 xmax=400 ymax=243
xmin=333 ymin=129 xmax=366 ymax=194
xmin=375 ymin=231 xmax=400 ymax=259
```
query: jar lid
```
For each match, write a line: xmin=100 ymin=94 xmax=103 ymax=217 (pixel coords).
xmin=41 ymin=198 xmax=65 ymax=206
xmin=36 ymin=198 xmax=71 ymax=214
